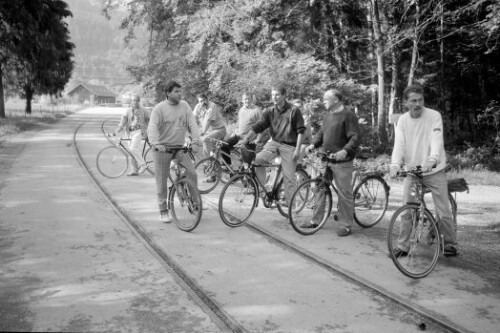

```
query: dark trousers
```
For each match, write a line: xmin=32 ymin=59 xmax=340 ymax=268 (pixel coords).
xmin=221 ymin=134 xmax=256 ymax=165
xmin=221 ymin=134 xmax=241 ymax=165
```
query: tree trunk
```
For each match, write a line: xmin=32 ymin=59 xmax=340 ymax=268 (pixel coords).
xmin=0 ymin=66 xmax=5 ymax=118
xmin=388 ymin=36 xmax=400 ymax=145
xmin=408 ymin=0 xmax=420 ymax=86
xmin=24 ymin=84 xmax=33 ymax=115
xmin=371 ymin=0 xmax=387 ymax=149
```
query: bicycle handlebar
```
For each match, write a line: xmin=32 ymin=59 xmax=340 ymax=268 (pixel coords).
xmin=313 ymin=150 xmax=339 ymax=163
xmin=396 ymin=166 xmax=424 ymax=178
xmin=154 ymin=144 xmax=193 ymax=154
xmin=204 ymin=137 xmax=229 ymax=146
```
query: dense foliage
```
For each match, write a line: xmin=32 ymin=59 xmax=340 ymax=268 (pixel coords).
xmin=0 ymin=0 xmax=75 ymax=116
xmin=103 ymin=0 xmax=500 ymax=167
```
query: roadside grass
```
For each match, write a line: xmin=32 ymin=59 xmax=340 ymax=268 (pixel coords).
xmin=0 ymin=103 xmax=83 ymax=139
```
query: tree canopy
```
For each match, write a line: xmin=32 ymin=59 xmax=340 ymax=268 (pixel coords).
xmin=104 ymin=0 xmax=500 ymax=154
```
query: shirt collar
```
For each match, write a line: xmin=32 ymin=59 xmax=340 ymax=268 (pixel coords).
xmin=275 ymin=101 xmax=289 ymax=114
xmin=329 ymin=104 xmax=344 ymax=114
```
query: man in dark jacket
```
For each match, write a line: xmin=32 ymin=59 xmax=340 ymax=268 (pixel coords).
xmin=241 ymin=85 xmax=305 ymax=205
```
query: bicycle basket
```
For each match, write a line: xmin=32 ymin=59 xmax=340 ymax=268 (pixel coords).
xmin=447 ymin=178 xmax=469 ymax=193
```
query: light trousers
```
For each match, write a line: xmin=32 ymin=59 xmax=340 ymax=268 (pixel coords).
xmin=153 ymin=150 xmax=198 ymax=212
xmin=128 ymin=130 xmax=143 ymax=171
xmin=398 ymin=169 xmax=457 ymax=251
xmin=254 ymin=140 xmax=297 ymax=204
xmin=312 ymin=161 xmax=354 ymax=229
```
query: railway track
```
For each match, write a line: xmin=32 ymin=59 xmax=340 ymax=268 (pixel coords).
xmin=73 ymin=120 xmax=472 ymax=333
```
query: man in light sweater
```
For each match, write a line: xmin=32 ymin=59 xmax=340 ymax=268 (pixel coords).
xmin=221 ymin=92 xmax=263 ymax=166
xmin=389 ymin=84 xmax=458 ymax=257
xmin=115 ymin=95 xmax=150 ymax=176
xmin=193 ymin=93 xmax=227 ymax=163
xmin=148 ymin=81 xmax=201 ymax=223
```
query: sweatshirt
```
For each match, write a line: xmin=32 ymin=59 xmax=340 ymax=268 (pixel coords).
xmin=147 ymin=99 xmax=200 ymax=147
xmin=391 ymin=107 xmax=446 ymax=175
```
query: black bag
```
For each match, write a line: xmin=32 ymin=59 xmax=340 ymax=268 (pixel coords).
xmin=447 ymin=178 xmax=469 ymax=193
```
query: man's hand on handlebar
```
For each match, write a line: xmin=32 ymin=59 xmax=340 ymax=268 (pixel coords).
xmin=332 ymin=149 xmax=347 ymax=161
xmin=154 ymin=144 xmax=167 ymax=152
xmin=389 ymin=166 xmax=400 ymax=179
xmin=305 ymin=144 xmax=315 ymax=154
xmin=191 ymin=141 xmax=201 ymax=154
xmin=422 ymin=159 xmax=437 ymax=173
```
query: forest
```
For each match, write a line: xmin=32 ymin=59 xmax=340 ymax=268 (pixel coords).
xmin=103 ymin=0 xmax=500 ymax=168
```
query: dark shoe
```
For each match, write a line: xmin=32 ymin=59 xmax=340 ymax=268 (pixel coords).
xmin=300 ymin=222 xmax=319 ymax=229
xmin=127 ymin=171 xmax=139 ymax=176
xmin=392 ymin=247 xmax=408 ymax=258
xmin=337 ymin=227 xmax=351 ymax=237
xmin=443 ymin=245 xmax=458 ymax=257
xmin=203 ymin=176 xmax=217 ymax=183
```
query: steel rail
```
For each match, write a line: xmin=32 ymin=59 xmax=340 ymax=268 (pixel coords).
xmin=73 ymin=122 xmax=246 ymax=333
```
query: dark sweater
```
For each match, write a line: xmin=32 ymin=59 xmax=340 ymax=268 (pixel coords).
xmin=252 ymin=101 xmax=305 ymax=146
xmin=313 ymin=108 xmax=359 ymax=160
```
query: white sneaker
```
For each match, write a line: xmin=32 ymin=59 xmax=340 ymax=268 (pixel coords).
xmin=159 ymin=211 xmax=172 ymax=223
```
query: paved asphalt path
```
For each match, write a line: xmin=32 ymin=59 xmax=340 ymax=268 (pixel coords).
xmin=1 ymin=107 xmax=499 ymax=332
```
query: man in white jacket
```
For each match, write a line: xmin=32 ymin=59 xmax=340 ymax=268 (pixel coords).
xmin=390 ymin=84 xmax=458 ymax=257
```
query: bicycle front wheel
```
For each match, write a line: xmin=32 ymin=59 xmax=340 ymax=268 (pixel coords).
xmin=169 ymin=179 xmax=202 ymax=232
xmin=194 ymin=157 xmax=222 ymax=194
xmin=219 ymin=174 xmax=258 ymax=227
xmin=275 ymin=169 xmax=310 ymax=218
xmin=96 ymin=146 xmax=128 ymax=178
xmin=387 ymin=205 xmax=440 ymax=279
xmin=143 ymin=147 xmax=155 ymax=175
xmin=289 ymin=179 xmax=333 ymax=235
xmin=354 ymin=175 xmax=389 ymax=228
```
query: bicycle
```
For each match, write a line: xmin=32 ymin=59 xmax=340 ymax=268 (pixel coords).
xmin=218 ymin=146 xmax=309 ymax=226
xmin=96 ymin=133 xmax=155 ymax=178
xmin=387 ymin=166 xmax=462 ymax=279
xmin=289 ymin=151 xmax=390 ymax=235
xmin=154 ymin=144 xmax=203 ymax=232
xmin=351 ymin=159 xmax=391 ymax=228
xmin=194 ymin=137 xmax=246 ymax=194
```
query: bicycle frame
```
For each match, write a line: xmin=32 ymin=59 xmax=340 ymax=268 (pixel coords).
xmin=207 ymin=138 xmax=243 ymax=172
xmin=399 ymin=170 xmax=445 ymax=253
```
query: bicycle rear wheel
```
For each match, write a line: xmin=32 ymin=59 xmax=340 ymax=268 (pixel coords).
xmin=219 ymin=174 xmax=258 ymax=227
xmin=96 ymin=146 xmax=128 ymax=178
xmin=169 ymin=179 xmax=202 ymax=232
xmin=194 ymin=157 xmax=221 ymax=194
xmin=353 ymin=175 xmax=389 ymax=228
xmin=289 ymin=179 xmax=333 ymax=235
xmin=143 ymin=147 xmax=155 ymax=175
xmin=387 ymin=205 xmax=440 ymax=279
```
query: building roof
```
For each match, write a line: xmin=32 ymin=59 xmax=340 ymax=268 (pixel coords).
xmin=67 ymin=82 xmax=117 ymax=97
